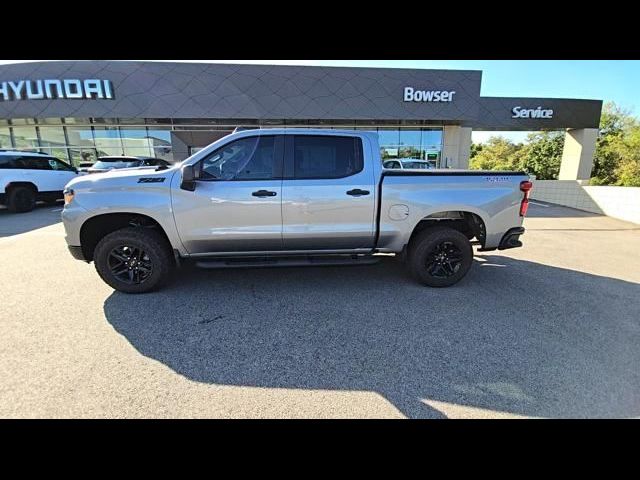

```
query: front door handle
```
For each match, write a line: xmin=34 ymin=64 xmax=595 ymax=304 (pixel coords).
xmin=346 ymin=189 xmax=370 ymax=197
xmin=252 ymin=190 xmax=277 ymax=197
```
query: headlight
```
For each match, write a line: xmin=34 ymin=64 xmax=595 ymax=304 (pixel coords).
xmin=63 ymin=188 xmax=75 ymax=205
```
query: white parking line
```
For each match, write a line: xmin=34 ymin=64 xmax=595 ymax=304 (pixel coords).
xmin=530 ymin=201 xmax=550 ymax=207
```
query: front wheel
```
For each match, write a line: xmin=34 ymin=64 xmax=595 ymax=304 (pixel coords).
xmin=407 ymin=226 xmax=473 ymax=287
xmin=93 ymin=227 xmax=175 ymax=293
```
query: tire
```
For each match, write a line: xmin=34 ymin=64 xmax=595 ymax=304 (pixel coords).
xmin=407 ymin=226 xmax=473 ymax=287
xmin=93 ymin=227 xmax=175 ymax=294
xmin=7 ymin=186 xmax=36 ymax=213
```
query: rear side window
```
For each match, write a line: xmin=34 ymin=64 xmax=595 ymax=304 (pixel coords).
xmin=19 ymin=156 xmax=53 ymax=171
xmin=293 ymin=135 xmax=363 ymax=179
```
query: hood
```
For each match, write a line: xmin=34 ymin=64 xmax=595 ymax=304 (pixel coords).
xmin=66 ymin=164 xmax=179 ymax=189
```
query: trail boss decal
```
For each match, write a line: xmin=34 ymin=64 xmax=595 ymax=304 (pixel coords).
xmin=485 ymin=176 xmax=511 ymax=182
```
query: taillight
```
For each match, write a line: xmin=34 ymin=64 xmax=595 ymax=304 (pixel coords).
xmin=519 ymin=180 xmax=533 ymax=216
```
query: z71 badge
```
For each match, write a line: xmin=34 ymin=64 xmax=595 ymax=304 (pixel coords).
xmin=137 ymin=177 xmax=166 ymax=183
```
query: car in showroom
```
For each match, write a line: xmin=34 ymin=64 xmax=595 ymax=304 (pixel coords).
xmin=0 ymin=150 xmax=78 ymax=212
xmin=85 ymin=156 xmax=171 ymax=174
xmin=383 ymin=158 xmax=436 ymax=170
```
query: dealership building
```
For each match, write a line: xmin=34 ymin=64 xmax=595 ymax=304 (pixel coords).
xmin=0 ymin=61 xmax=602 ymax=179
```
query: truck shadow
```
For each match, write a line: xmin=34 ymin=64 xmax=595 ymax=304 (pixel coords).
xmin=103 ymin=255 xmax=640 ymax=418
xmin=0 ymin=202 xmax=63 ymax=237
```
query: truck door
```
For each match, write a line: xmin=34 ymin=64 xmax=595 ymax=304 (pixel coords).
xmin=171 ymin=135 xmax=284 ymax=254
xmin=281 ymin=134 xmax=376 ymax=250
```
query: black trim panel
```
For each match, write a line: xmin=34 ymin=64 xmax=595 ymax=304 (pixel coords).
xmin=67 ymin=245 xmax=88 ymax=262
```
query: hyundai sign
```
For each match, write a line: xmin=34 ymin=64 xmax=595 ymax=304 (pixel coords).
xmin=0 ymin=79 xmax=114 ymax=101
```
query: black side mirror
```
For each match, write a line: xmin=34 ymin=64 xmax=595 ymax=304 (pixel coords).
xmin=72 ymin=167 xmax=78 ymax=174
xmin=181 ymin=164 xmax=197 ymax=191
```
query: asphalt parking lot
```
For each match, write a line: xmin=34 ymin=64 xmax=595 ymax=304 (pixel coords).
xmin=1 ymin=202 xmax=639 ymax=418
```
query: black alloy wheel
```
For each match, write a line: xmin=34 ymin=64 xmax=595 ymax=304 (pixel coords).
xmin=107 ymin=245 xmax=153 ymax=285
xmin=424 ymin=241 xmax=463 ymax=278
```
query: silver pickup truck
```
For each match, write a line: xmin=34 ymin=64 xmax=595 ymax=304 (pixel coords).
xmin=61 ymin=128 xmax=532 ymax=293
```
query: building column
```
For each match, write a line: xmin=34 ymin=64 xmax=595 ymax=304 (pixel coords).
xmin=558 ymin=128 xmax=598 ymax=180
xmin=442 ymin=126 xmax=472 ymax=169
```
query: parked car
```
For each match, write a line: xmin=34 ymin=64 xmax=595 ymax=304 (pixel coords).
xmin=383 ymin=158 xmax=436 ymax=169
xmin=62 ymin=129 xmax=532 ymax=293
xmin=85 ymin=156 xmax=171 ymax=174
xmin=77 ymin=162 xmax=95 ymax=175
xmin=0 ymin=150 xmax=78 ymax=213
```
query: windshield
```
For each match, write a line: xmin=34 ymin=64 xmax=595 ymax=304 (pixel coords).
xmin=92 ymin=160 xmax=142 ymax=169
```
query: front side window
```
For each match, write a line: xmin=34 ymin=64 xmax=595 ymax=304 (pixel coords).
xmin=201 ymin=136 xmax=277 ymax=180
xmin=293 ymin=135 xmax=363 ymax=179
xmin=48 ymin=158 xmax=75 ymax=171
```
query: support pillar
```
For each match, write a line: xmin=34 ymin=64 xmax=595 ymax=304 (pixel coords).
xmin=558 ymin=128 xmax=598 ymax=180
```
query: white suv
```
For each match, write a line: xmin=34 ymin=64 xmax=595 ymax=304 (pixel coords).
xmin=0 ymin=150 xmax=78 ymax=213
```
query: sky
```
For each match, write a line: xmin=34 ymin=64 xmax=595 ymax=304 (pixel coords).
xmin=1 ymin=60 xmax=638 ymax=143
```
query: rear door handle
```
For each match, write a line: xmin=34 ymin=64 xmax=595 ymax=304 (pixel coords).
xmin=252 ymin=190 xmax=277 ymax=197
xmin=346 ymin=189 xmax=370 ymax=197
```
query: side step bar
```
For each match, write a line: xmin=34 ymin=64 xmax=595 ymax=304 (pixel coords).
xmin=195 ymin=255 xmax=381 ymax=269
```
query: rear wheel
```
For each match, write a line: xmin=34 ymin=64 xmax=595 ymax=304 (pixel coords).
xmin=407 ymin=226 xmax=473 ymax=287
xmin=7 ymin=186 xmax=36 ymax=213
xmin=93 ymin=227 xmax=175 ymax=293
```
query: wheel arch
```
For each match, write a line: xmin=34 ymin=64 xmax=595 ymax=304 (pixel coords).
xmin=79 ymin=212 xmax=172 ymax=262
xmin=408 ymin=210 xmax=487 ymax=248
xmin=5 ymin=181 xmax=38 ymax=194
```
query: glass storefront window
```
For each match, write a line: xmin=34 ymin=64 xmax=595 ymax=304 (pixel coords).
xmin=153 ymin=146 xmax=173 ymax=162
xmin=0 ymin=127 xmax=11 ymax=148
xmin=421 ymin=128 xmax=442 ymax=148
xmin=377 ymin=128 xmax=400 ymax=147
xmin=120 ymin=128 xmax=153 ymax=157
xmin=399 ymin=129 xmax=421 ymax=146
xmin=12 ymin=125 xmax=39 ymax=150
xmin=38 ymin=126 xmax=67 ymax=148
xmin=39 ymin=147 xmax=72 ymax=163
xmin=65 ymin=126 xmax=94 ymax=147
xmin=11 ymin=118 xmax=37 ymax=125
xmin=69 ymin=148 xmax=98 ymax=167
xmin=92 ymin=126 xmax=122 ymax=156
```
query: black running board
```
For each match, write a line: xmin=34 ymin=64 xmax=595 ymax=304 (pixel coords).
xmin=195 ymin=255 xmax=381 ymax=269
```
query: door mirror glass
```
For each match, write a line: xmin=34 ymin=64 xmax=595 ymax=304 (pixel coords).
xmin=181 ymin=164 xmax=197 ymax=191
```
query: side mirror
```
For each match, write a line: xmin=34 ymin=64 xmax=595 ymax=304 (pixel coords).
xmin=72 ymin=167 xmax=78 ymax=174
xmin=180 ymin=164 xmax=197 ymax=191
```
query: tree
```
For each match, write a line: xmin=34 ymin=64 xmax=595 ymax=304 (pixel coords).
xmin=613 ymin=124 xmax=640 ymax=186
xmin=470 ymin=142 xmax=483 ymax=159
xmin=591 ymin=102 xmax=640 ymax=186
xmin=469 ymin=136 xmax=522 ymax=171
xmin=520 ymin=131 xmax=564 ymax=180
